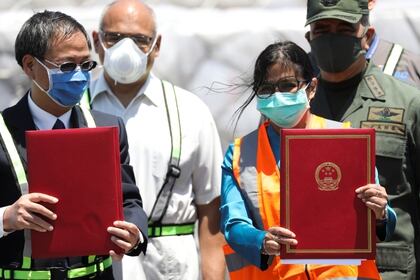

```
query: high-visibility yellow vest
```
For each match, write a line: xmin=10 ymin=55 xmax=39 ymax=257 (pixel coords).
xmin=0 ymin=107 xmax=112 ymax=279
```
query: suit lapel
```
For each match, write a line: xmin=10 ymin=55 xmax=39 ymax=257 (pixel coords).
xmin=3 ymin=96 xmax=90 ymax=165
xmin=70 ymin=106 xmax=88 ymax=129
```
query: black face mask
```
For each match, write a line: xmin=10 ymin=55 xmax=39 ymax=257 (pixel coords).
xmin=310 ymin=33 xmax=366 ymax=73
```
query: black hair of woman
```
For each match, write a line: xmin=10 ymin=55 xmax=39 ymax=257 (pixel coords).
xmin=233 ymin=40 xmax=317 ymax=128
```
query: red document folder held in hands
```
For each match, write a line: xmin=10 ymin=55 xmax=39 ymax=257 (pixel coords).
xmin=280 ymin=128 xmax=376 ymax=260
xmin=26 ymin=126 xmax=124 ymax=258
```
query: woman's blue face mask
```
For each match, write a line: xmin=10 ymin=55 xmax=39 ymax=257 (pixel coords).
xmin=256 ymin=85 xmax=310 ymax=128
xmin=33 ymin=58 xmax=90 ymax=107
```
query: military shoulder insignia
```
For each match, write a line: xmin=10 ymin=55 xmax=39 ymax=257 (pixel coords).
xmin=394 ymin=71 xmax=410 ymax=82
xmin=368 ymin=107 xmax=404 ymax=123
xmin=320 ymin=0 xmax=340 ymax=7
xmin=365 ymin=75 xmax=385 ymax=98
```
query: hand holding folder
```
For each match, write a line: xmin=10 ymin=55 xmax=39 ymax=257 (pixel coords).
xmin=26 ymin=126 xmax=124 ymax=258
xmin=279 ymin=128 xmax=376 ymax=261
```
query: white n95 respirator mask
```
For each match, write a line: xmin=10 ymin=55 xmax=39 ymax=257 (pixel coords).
xmin=101 ymin=37 xmax=156 ymax=84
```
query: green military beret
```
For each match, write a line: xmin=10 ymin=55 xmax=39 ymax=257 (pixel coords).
xmin=305 ymin=0 xmax=369 ymax=26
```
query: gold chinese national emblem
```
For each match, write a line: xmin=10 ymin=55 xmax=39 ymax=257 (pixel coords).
xmin=315 ymin=162 xmax=342 ymax=191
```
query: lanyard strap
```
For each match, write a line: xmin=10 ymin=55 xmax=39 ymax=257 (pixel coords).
xmin=83 ymin=80 xmax=184 ymax=229
xmin=148 ymin=80 xmax=182 ymax=226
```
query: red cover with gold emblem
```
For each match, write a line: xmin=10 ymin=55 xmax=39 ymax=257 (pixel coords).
xmin=26 ymin=127 xmax=124 ymax=258
xmin=280 ymin=128 xmax=376 ymax=259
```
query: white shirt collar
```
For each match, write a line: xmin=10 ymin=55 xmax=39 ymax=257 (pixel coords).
xmin=27 ymin=93 xmax=72 ymax=130
xmin=90 ymin=71 xmax=162 ymax=107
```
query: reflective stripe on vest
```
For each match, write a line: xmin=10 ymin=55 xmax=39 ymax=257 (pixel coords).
xmin=148 ymin=222 xmax=194 ymax=238
xmin=383 ymin=43 xmax=403 ymax=76
xmin=0 ymin=256 xmax=112 ymax=279
xmin=225 ymin=116 xmax=380 ymax=280
xmin=0 ymin=109 xmax=98 ymax=274
xmin=79 ymin=88 xmax=91 ymax=110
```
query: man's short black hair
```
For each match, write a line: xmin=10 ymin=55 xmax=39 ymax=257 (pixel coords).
xmin=15 ymin=10 xmax=91 ymax=67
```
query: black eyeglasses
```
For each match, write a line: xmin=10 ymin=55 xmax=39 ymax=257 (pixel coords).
xmin=256 ymin=77 xmax=309 ymax=99
xmin=44 ymin=59 xmax=97 ymax=73
xmin=100 ymin=30 xmax=155 ymax=52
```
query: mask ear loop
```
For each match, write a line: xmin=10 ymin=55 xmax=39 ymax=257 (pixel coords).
xmin=33 ymin=57 xmax=53 ymax=93
xmin=98 ymin=34 xmax=107 ymax=51
xmin=301 ymin=82 xmax=313 ymax=109
xmin=145 ymin=34 xmax=159 ymax=56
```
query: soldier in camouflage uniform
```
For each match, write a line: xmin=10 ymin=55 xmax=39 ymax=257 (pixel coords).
xmin=306 ymin=0 xmax=420 ymax=279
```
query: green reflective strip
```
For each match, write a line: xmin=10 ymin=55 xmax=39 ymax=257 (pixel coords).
xmin=21 ymin=256 xmax=31 ymax=269
xmin=68 ymin=256 xmax=112 ymax=278
xmin=2 ymin=269 xmax=50 ymax=279
xmin=88 ymin=255 xmax=96 ymax=264
xmin=1 ymin=257 xmax=112 ymax=279
xmin=148 ymin=223 xmax=194 ymax=237
xmin=162 ymin=80 xmax=181 ymax=160
xmin=0 ymin=115 xmax=32 ymax=265
xmin=172 ymin=147 xmax=181 ymax=160
xmin=383 ymin=43 xmax=403 ymax=75
xmin=79 ymin=106 xmax=96 ymax=128
xmin=79 ymin=89 xmax=91 ymax=110
xmin=0 ymin=115 xmax=27 ymax=187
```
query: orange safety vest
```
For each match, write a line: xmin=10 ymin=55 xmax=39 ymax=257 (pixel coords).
xmin=224 ymin=115 xmax=381 ymax=280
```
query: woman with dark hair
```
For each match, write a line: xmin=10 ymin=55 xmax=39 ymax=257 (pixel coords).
xmin=220 ymin=41 xmax=396 ymax=280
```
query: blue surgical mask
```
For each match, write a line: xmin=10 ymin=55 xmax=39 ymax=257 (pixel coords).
xmin=256 ymin=87 xmax=309 ymax=128
xmin=33 ymin=58 xmax=90 ymax=107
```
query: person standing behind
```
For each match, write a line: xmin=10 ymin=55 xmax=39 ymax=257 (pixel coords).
xmin=365 ymin=0 xmax=420 ymax=88
xmin=306 ymin=0 xmax=420 ymax=89
xmin=87 ymin=1 xmax=225 ymax=279
xmin=305 ymin=0 xmax=420 ymax=279
xmin=0 ymin=10 xmax=147 ymax=280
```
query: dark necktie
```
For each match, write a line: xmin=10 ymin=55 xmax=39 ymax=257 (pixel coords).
xmin=52 ymin=119 xmax=65 ymax=130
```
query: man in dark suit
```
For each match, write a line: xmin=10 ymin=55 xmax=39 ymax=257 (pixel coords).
xmin=0 ymin=10 xmax=147 ymax=279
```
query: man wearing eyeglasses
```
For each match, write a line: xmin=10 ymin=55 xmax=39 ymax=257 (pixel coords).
xmin=87 ymin=1 xmax=225 ymax=280
xmin=0 ymin=10 xmax=148 ymax=279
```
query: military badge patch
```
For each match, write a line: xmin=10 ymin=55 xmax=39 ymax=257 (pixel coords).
xmin=367 ymin=107 xmax=404 ymax=123
xmin=361 ymin=121 xmax=406 ymax=136
xmin=365 ymin=75 xmax=385 ymax=98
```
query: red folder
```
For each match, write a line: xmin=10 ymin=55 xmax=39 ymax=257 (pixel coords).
xmin=280 ymin=128 xmax=376 ymax=259
xmin=26 ymin=126 xmax=124 ymax=258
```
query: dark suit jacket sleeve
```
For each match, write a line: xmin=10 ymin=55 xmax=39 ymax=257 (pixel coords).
xmin=116 ymin=117 xmax=148 ymax=255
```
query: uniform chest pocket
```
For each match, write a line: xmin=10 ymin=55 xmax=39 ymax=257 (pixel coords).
xmin=375 ymin=134 xmax=406 ymax=159
xmin=375 ymin=134 xmax=407 ymax=195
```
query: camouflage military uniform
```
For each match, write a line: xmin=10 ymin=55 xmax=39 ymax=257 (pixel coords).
xmin=311 ymin=61 xmax=420 ymax=280
xmin=367 ymin=34 xmax=420 ymax=88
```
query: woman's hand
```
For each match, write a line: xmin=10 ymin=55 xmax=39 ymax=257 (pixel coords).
xmin=355 ymin=184 xmax=388 ymax=220
xmin=262 ymin=227 xmax=298 ymax=255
